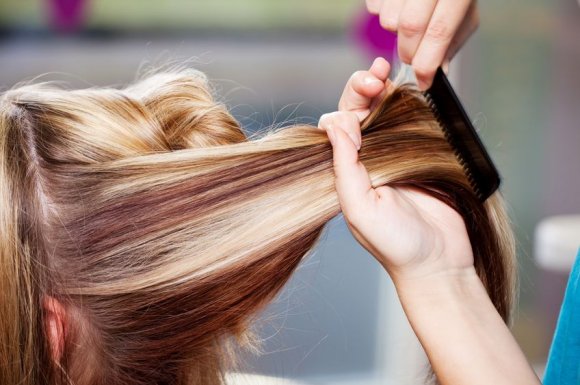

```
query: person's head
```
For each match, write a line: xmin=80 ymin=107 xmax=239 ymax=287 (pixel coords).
xmin=0 ymin=69 xmax=515 ymax=385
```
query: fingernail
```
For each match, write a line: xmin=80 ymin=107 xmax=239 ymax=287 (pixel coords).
xmin=347 ymin=132 xmax=361 ymax=151
xmin=442 ymin=60 xmax=450 ymax=74
xmin=364 ymin=76 xmax=382 ymax=86
xmin=384 ymin=17 xmax=398 ymax=31
xmin=326 ymin=125 xmax=336 ymax=146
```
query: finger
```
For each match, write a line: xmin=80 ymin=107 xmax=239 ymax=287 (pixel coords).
xmin=379 ymin=0 xmax=405 ymax=32
xmin=412 ymin=0 xmax=472 ymax=89
xmin=369 ymin=56 xmax=391 ymax=81
xmin=338 ymin=69 xmax=386 ymax=120
xmin=397 ymin=0 xmax=438 ymax=65
xmin=366 ymin=0 xmax=383 ymax=14
xmin=327 ymin=121 xmax=377 ymax=222
xmin=338 ymin=70 xmax=384 ymax=113
xmin=319 ymin=111 xmax=361 ymax=150
xmin=368 ymin=57 xmax=394 ymax=110
xmin=444 ymin=1 xmax=479 ymax=61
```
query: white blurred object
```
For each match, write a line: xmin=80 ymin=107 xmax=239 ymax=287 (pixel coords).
xmin=535 ymin=215 xmax=580 ymax=272
xmin=225 ymin=373 xmax=386 ymax=385
xmin=226 ymin=373 xmax=308 ymax=385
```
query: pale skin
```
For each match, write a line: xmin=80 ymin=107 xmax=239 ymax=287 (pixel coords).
xmin=318 ymin=57 xmax=541 ymax=384
xmin=365 ymin=0 xmax=480 ymax=89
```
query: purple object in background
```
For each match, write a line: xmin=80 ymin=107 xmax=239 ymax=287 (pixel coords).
xmin=353 ymin=11 xmax=398 ymax=63
xmin=49 ymin=0 xmax=88 ymax=32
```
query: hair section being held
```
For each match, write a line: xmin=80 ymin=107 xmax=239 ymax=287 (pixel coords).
xmin=0 ymin=68 xmax=515 ymax=385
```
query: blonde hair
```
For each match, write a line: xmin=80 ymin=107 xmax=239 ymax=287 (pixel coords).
xmin=0 ymin=69 xmax=515 ymax=385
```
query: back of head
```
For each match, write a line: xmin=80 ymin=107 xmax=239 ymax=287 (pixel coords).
xmin=0 ymin=70 xmax=249 ymax=384
xmin=0 ymin=68 xmax=515 ymax=385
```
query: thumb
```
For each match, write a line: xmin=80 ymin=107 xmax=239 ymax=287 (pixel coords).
xmin=327 ymin=124 xmax=377 ymax=222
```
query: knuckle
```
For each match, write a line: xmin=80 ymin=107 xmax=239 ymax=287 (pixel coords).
xmin=425 ymin=19 xmax=452 ymax=42
xmin=319 ymin=112 xmax=337 ymax=128
xmin=379 ymin=14 xmax=397 ymax=31
xmin=398 ymin=46 xmax=412 ymax=64
xmin=335 ymin=112 xmax=358 ymax=129
xmin=347 ymin=111 xmax=360 ymax=124
xmin=350 ymin=71 xmax=366 ymax=87
xmin=366 ymin=0 xmax=381 ymax=14
xmin=413 ymin=63 xmax=435 ymax=80
xmin=399 ymin=18 xmax=427 ymax=36
xmin=350 ymin=70 xmax=364 ymax=81
xmin=376 ymin=186 xmax=393 ymax=200
xmin=333 ymin=114 xmax=351 ymax=130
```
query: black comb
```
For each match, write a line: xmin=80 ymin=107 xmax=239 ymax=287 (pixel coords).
xmin=424 ymin=67 xmax=500 ymax=202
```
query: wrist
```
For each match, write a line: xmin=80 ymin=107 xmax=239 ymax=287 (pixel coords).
xmin=388 ymin=266 xmax=539 ymax=385
xmin=391 ymin=266 xmax=487 ymax=309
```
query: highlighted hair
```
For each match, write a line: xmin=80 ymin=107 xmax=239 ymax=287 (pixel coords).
xmin=0 ymin=69 xmax=515 ymax=385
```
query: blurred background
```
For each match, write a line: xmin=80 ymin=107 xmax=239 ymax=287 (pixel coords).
xmin=1 ymin=0 xmax=578 ymax=384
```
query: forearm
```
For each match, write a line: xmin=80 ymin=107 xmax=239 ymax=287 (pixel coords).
xmin=393 ymin=268 xmax=540 ymax=385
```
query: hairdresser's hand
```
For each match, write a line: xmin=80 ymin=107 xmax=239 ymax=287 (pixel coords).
xmin=320 ymin=64 xmax=540 ymax=385
xmin=366 ymin=0 xmax=479 ymax=89
xmin=319 ymin=59 xmax=474 ymax=285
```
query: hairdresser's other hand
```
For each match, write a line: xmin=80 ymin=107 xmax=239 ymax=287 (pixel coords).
xmin=366 ymin=0 xmax=479 ymax=89
xmin=319 ymin=61 xmax=473 ymax=284
xmin=327 ymin=120 xmax=473 ymax=284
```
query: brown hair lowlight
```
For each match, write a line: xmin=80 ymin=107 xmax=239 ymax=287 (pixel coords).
xmin=0 ymin=69 xmax=515 ymax=385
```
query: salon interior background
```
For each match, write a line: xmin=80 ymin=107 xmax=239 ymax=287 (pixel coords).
xmin=0 ymin=0 xmax=579 ymax=383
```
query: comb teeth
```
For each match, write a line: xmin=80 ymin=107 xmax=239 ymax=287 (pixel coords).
xmin=423 ymin=68 xmax=500 ymax=202
xmin=425 ymin=93 xmax=482 ymax=198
